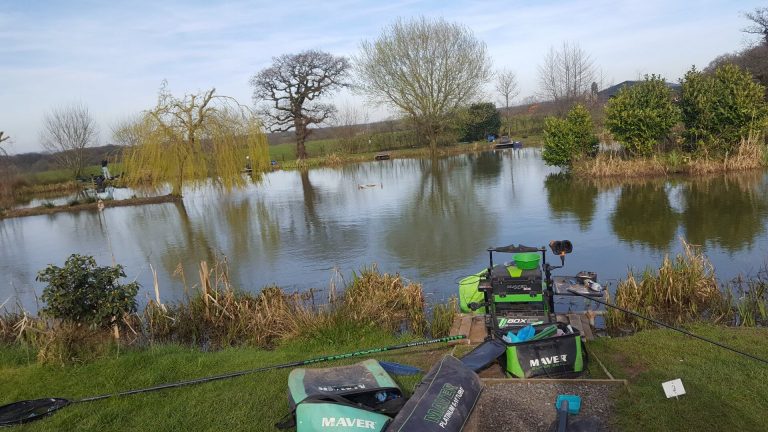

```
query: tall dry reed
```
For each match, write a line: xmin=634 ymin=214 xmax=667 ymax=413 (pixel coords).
xmin=606 ymin=239 xmax=731 ymax=332
xmin=143 ymin=261 xmax=428 ymax=350
xmin=337 ymin=266 xmax=427 ymax=335
xmin=2 ymin=259 xmax=437 ymax=362
xmin=575 ymin=134 xmax=766 ymax=178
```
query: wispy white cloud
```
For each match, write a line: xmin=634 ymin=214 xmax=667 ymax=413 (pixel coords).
xmin=0 ymin=0 xmax=763 ymax=153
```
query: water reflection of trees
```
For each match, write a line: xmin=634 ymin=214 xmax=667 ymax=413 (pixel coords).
xmin=125 ymin=201 xmax=216 ymax=289
xmin=681 ymin=173 xmax=768 ymax=251
xmin=610 ymin=182 xmax=679 ymax=251
xmin=385 ymin=157 xmax=496 ymax=273
xmin=292 ymin=169 xmax=366 ymax=262
xmin=469 ymin=151 xmax=503 ymax=184
xmin=544 ymin=173 xmax=598 ymax=230
xmin=603 ymin=172 xmax=768 ymax=252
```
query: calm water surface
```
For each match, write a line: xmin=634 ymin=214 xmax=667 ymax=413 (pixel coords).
xmin=2 ymin=148 xmax=768 ymax=311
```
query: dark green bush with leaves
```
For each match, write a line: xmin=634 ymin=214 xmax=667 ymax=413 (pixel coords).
xmin=605 ymin=74 xmax=681 ymax=157
xmin=456 ymin=102 xmax=501 ymax=142
xmin=542 ymin=104 xmax=599 ymax=168
xmin=37 ymin=255 xmax=140 ymax=328
xmin=680 ymin=64 xmax=768 ymax=154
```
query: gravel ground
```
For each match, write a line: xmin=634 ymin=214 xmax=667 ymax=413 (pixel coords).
xmin=466 ymin=380 xmax=622 ymax=432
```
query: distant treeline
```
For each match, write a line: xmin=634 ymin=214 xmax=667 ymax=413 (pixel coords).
xmin=3 ymin=118 xmax=415 ymax=173
xmin=4 ymin=144 xmax=123 ymax=174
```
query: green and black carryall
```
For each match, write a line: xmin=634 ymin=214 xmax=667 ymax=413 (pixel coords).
xmin=501 ymin=323 xmax=586 ymax=378
xmin=386 ymin=355 xmax=482 ymax=432
xmin=278 ymin=359 xmax=404 ymax=431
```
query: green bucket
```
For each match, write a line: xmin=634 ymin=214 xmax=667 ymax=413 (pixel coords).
xmin=513 ymin=253 xmax=540 ymax=270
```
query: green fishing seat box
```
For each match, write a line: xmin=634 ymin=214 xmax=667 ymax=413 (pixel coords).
xmin=489 ymin=265 xmax=545 ymax=302
xmin=494 ymin=302 xmax=551 ymax=330
xmin=500 ymin=323 xmax=586 ymax=378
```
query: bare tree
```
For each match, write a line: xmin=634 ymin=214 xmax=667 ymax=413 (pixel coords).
xmin=251 ymin=50 xmax=350 ymax=160
xmin=495 ymin=68 xmax=520 ymax=110
xmin=355 ymin=17 xmax=492 ymax=151
xmin=333 ymin=103 xmax=370 ymax=152
xmin=537 ymin=42 xmax=597 ymax=108
xmin=0 ymin=131 xmax=9 ymax=156
xmin=743 ymin=7 xmax=768 ymax=45
xmin=41 ymin=103 xmax=98 ymax=177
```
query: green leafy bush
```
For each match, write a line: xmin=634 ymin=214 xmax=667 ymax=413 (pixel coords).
xmin=37 ymin=255 xmax=140 ymax=328
xmin=542 ymin=104 xmax=599 ymax=168
xmin=605 ymin=75 xmax=681 ymax=157
xmin=680 ymin=64 xmax=768 ymax=154
xmin=456 ymin=102 xmax=501 ymax=142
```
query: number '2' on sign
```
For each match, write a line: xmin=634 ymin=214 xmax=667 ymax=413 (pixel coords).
xmin=662 ymin=378 xmax=686 ymax=399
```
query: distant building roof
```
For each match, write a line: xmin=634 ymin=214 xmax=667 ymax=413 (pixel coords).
xmin=598 ymin=80 xmax=681 ymax=99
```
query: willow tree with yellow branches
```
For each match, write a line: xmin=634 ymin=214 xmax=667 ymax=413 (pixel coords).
xmin=121 ymin=84 xmax=269 ymax=197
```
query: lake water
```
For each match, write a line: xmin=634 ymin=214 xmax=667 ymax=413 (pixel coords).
xmin=2 ymin=148 xmax=768 ymax=312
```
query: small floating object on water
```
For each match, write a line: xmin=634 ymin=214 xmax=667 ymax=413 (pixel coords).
xmin=357 ymin=183 xmax=382 ymax=189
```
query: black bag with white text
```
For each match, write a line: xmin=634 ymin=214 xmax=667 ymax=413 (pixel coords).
xmin=386 ymin=355 xmax=482 ymax=432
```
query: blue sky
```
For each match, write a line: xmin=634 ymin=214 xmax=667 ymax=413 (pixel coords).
xmin=0 ymin=0 xmax=763 ymax=153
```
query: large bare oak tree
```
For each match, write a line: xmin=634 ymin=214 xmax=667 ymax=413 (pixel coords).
xmin=251 ymin=50 xmax=350 ymax=160
xmin=40 ymin=103 xmax=98 ymax=177
xmin=355 ymin=17 xmax=492 ymax=151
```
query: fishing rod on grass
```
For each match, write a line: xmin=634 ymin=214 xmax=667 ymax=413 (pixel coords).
xmin=0 ymin=334 xmax=465 ymax=426
xmin=566 ymin=288 xmax=768 ymax=365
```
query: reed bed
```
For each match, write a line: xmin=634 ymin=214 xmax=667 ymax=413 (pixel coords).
xmin=687 ymin=136 xmax=765 ymax=175
xmin=574 ymin=135 xmax=766 ymax=179
xmin=0 ymin=260 xmax=435 ymax=364
xmin=337 ymin=266 xmax=427 ymax=336
xmin=606 ymin=239 xmax=731 ymax=332
xmin=573 ymin=153 xmax=671 ymax=178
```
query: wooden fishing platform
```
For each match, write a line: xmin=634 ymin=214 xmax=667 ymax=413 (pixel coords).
xmin=449 ymin=312 xmax=598 ymax=345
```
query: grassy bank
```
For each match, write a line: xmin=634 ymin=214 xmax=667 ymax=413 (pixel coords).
xmin=589 ymin=324 xmax=768 ymax=431
xmin=0 ymin=326 xmax=440 ymax=431
xmin=272 ymin=140 xmax=498 ymax=170
xmin=0 ymin=263 xmax=451 ymax=362
xmin=0 ymin=264 xmax=454 ymax=430
xmin=2 ymin=323 xmax=765 ymax=431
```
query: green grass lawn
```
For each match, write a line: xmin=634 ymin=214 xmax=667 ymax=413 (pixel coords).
xmin=269 ymin=139 xmax=342 ymax=162
xmin=0 ymin=325 xmax=436 ymax=431
xmin=23 ymin=163 xmax=125 ymax=186
xmin=2 ymin=323 xmax=764 ymax=430
xmin=588 ymin=324 xmax=768 ymax=431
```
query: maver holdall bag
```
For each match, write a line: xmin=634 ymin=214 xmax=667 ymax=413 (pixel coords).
xmin=385 ymin=355 xmax=482 ymax=432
